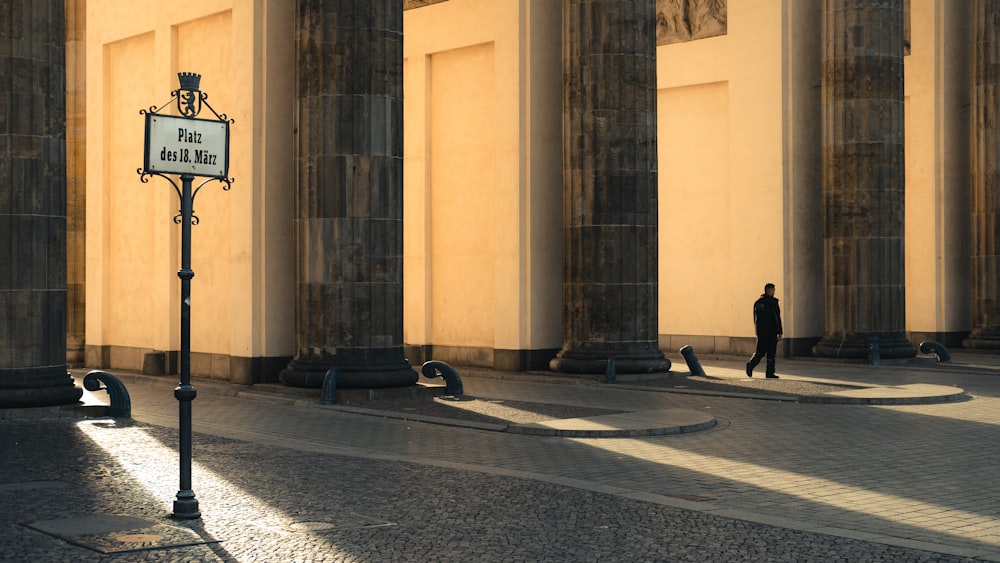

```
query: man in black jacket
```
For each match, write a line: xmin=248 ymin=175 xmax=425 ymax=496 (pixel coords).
xmin=746 ymin=283 xmax=783 ymax=379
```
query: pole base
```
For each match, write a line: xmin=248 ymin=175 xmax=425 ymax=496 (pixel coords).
xmin=172 ymin=496 xmax=201 ymax=520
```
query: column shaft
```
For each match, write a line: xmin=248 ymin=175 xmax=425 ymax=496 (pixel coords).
xmin=965 ymin=0 xmax=1000 ymax=349
xmin=813 ymin=0 xmax=915 ymax=359
xmin=0 ymin=0 xmax=82 ymax=407
xmin=550 ymin=0 xmax=670 ymax=374
xmin=66 ymin=0 xmax=85 ymax=366
xmin=282 ymin=0 xmax=416 ymax=388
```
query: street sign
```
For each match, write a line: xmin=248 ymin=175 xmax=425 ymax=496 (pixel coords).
xmin=144 ymin=113 xmax=229 ymax=178
xmin=137 ymin=72 xmax=234 ymax=520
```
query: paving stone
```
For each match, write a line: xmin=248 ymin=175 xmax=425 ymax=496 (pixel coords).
xmin=2 ymin=354 xmax=999 ymax=560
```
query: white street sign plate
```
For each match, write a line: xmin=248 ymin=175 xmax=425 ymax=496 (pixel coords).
xmin=144 ymin=113 xmax=229 ymax=178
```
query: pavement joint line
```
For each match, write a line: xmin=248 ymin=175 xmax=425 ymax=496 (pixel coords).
xmin=79 ymin=370 xmax=968 ymax=410
xmin=667 ymin=352 xmax=1000 ymax=378
xmin=70 ymin=369 xmax=971 ymax=444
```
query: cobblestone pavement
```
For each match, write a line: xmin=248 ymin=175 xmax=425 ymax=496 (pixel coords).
xmin=2 ymin=352 xmax=999 ymax=561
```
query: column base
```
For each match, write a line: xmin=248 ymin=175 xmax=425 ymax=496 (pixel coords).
xmin=0 ymin=367 xmax=83 ymax=408
xmin=549 ymin=346 xmax=671 ymax=374
xmin=963 ymin=328 xmax=1000 ymax=350
xmin=812 ymin=332 xmax=916 ymax=359
xmin=280 ymin=348 xmax=418 ymax=389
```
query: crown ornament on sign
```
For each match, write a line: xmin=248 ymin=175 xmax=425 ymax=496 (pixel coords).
xmin=178 ymin=72 xmax=202 ymax=92
xmin=176 ymin=72 xmax=203 ymax=117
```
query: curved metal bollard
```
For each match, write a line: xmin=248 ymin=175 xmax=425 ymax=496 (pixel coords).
xmin=919 ymin=341 xmax=952 ymax=363
xmin=421 ymin=361 xmax=463 ymax=395
xmin=320 ymin=368 xmax=340 ymax=405
xmin=679 ymin=345 xmax=706 ymax=376
xmin=83 ymin=370 xmax=132 ymax=418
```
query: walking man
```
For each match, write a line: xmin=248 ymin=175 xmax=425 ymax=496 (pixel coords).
xmin=746 ymin=283 xmax=783 ymax=379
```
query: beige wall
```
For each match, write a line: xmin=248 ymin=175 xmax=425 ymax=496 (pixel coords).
xmin=781 ymin=0 xmax=824 ymax=353
xmin=66 ymin=0 xmax=87 ymax=366
xmin=402 ymin=0 xmax=562 ymax=367
xmin=657 ymin=1 xmax=823 ymax=355
xmin=80 ymin=0 xmax=977 ymax=380
xmin=85 ymin=0 xmax=295 ymax=381
xmin=904 ymin=0 xmax=972 ymax=346
xmin=655 ymin=0 xmax=977 ymax=355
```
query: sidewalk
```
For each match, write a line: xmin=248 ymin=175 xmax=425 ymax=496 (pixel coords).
xmin=1 ymin=351 xmax=999 ymax=561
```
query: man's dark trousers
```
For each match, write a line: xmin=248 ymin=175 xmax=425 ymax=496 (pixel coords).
xmin=748 ymin=336 xmax=778 ymax=377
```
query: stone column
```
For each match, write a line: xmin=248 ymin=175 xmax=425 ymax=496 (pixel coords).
xmin=66 ymin=0 xmax=85 ymax=366
xmin=965 ymin=0 xmax=1000 ymax=350
xmin=550 ymin=0 xmax=671 ymax=374
xmin=0 ymin=0 xmax=83 ymax=407
xmin=281 ymin=0 xmax=417 ymax=388
xmin=813 ymin=0 xmax=916 ymax=359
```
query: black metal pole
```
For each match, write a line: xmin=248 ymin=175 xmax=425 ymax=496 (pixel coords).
xmin=173 ymin=173 xmax=200 ymax=519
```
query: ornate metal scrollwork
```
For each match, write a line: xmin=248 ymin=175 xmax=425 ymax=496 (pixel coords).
xmin=139 ymin=72 xmax=232 ymax=123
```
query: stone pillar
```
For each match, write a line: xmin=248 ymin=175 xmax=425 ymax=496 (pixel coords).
xmin=281 ymin=0 xmax=417 ymax=388
xmin=0 ymin=0 xmax=83 ymax=407
xmin=550 ymin=0 xmax=671 ymax=374
xmin=813 ymin=0 xmax=916 ymax=359
xmin=65 ymin=0 xmax=85 ymax=366
xmin=965 ymin=0 xmax=1000 ymax=350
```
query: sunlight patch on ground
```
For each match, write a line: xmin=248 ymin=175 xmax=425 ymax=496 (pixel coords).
xmin=430 ymin=397 xmax=560 ymax=423
xmin=74 ymin=420 xmax=345 ymax=552
xmin=574 ymin=437 xmax=1000 ymax=546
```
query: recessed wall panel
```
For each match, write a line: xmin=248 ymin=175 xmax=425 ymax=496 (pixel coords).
xmin=429 ymin=43 xmax=496 ymax=347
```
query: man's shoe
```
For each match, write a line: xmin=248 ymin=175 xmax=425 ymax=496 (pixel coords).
xmin=765 ymin=374 xmax=779 ymax=379
xmin=745 ymin=363 xmax=753 ymax=378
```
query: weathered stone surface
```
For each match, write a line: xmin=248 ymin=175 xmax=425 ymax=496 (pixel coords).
xmin=551 ymin=0 xmax=670 ymax=374
xmin=656 ymin=0 xmax=727 ymax=45
xmin=65 ymin=0 xmax=85 ymax=366
xmin=965 ymin=0 xmax=1000 ymax=350
xmin=0 ymin=0 xmax=81 ymax=407
xmin=283 ymin=0 xmax=416 ymax=388
xmin=404 ymin=0 xmax=448 ymax=10
xmin=813 ymin=0 xmax=915 ymax=359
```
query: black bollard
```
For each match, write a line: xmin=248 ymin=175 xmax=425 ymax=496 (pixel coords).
xmin=421 ymin=361 xmax=464 ymax=395
xmin=918 ymin=341 xmax=951 ymax=363
xmin=83 ymin=370 xmax=132 ymax=418
xmin=679 ymin=346 xmax=706 ymax=376
xmin=868 ymin=335 xmax=881 ymax=366
xmin=320 ymin=368 xmax=340 ymax=405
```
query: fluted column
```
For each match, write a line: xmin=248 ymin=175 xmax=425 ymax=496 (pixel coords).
xmin=965 ymin=0 xmax=1000 ymax=350
xmin=550 ymin=0 xmax=670 ymax=374
xmin=813 ymin=0 xmax=916 ymax=359
xmin=66 ymin=0 xmax=85 ymax=366
xmin=0 ymin=0 xmax=83 ymax=407
xmin=281 ymin=0 xmax=417 ymax=388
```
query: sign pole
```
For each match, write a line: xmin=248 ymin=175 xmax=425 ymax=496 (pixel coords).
xmin=173 ymin=172 xmax=199 ymax=519
xmin=138 ymin=72 xmax=233 ymax=520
